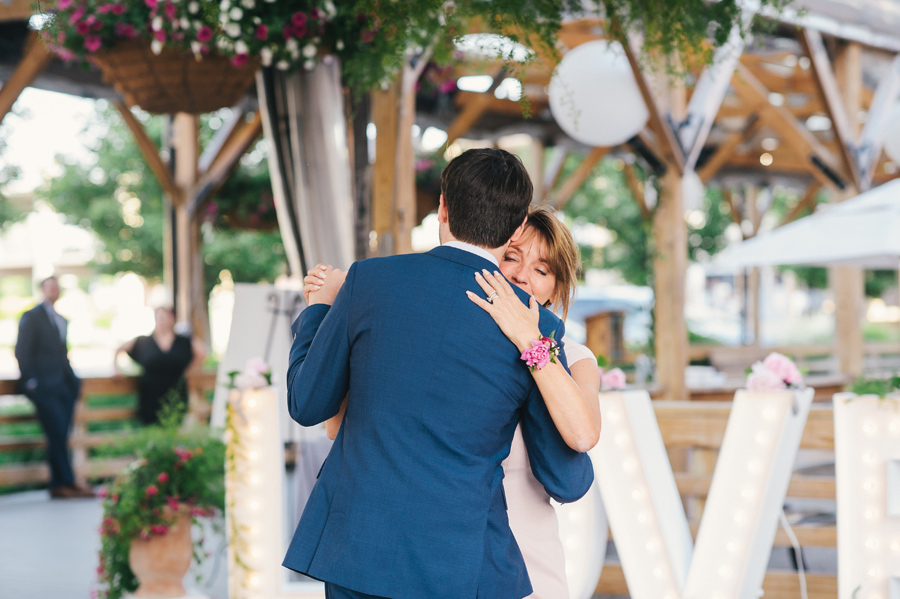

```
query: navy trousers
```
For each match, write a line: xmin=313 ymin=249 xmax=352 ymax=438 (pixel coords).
xmin=27 ymin=381 xmax=78 ymax=488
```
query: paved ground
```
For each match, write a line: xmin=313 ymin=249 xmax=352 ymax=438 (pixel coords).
xmin=0 ymin=489 xmax=833 ymax=599
xmin=0 ymin=490 xmax=228 ymax=599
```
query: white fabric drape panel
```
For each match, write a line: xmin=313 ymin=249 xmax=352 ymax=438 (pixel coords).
xmin=257 ymin=59 xmax=355 ymax=275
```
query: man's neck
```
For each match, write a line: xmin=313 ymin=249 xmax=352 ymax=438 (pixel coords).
xmin=441 ymin=232 xmax=506 ymax=264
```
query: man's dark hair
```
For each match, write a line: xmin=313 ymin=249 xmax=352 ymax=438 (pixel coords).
xmin=40 ymin=276 xmax=58 ymax=289
xmin=440 ymin=148 xmax=533 ymax=248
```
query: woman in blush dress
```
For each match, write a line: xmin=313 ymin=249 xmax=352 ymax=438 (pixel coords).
xmin=467 ymin=205 xmax=601 ymax=599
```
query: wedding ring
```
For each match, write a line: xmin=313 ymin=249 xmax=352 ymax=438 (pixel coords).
xmin=488 ymin=292 xmax=499 ymax=302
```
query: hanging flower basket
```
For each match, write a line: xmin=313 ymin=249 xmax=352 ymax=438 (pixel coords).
xmin=91 ymin=40 xmax=259 ymax=115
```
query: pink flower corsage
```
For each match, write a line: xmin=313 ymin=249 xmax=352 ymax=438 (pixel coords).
xmin=521 ymin=332 xmax=560 ymax=373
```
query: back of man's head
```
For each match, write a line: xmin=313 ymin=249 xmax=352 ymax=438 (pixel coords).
xmin=440 ymin=148 xmax=533 ymax=248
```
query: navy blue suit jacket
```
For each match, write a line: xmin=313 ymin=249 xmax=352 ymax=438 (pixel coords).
xmin=15 ymin=305 xmax=80 ymax=399
xmin=284 ymin=245 xmax=594 ymax=599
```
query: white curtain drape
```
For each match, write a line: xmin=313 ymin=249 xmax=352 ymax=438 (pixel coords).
xmin=257 ymin=59 xmax=355 ymax=275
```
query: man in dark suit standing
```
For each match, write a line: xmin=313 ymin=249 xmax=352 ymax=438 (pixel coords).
xmin=15 ymin=276 xmax=93 ymax=499
xmin=285 ymin=149 xmax=593 ymax=599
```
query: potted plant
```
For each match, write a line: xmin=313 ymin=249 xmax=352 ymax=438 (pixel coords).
xmin=95 ymin=401 xmax=225 ymax=599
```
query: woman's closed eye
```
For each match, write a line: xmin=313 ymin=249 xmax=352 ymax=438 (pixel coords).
xmin=503 ymin=254 xmax=519 ymax=263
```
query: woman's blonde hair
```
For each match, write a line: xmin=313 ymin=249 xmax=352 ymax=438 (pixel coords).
xmin=524 ymin=205 xmax=580 ymax=320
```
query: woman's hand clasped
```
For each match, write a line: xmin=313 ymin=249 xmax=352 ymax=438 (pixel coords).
xmin=303 ymin=264 xmax=347 ymax=306
xmin=466 ymin=269 xmax=542 ymax=353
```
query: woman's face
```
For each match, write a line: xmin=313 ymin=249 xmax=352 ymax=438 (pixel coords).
xmin=499 ymin=227 xmax=557 ymax=305
xmin=155 ymin=308 xmax=175 ymax=331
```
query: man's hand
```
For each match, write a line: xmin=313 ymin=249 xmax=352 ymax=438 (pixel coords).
xmin=303 ymin=263 xmax=347 ymax=306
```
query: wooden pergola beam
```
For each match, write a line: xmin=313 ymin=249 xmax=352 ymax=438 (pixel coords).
xmin=198 ymin=107 xmax=248 ymax=174
xmin=731 ymin=63 xmax=846 ymax=190
xmin=114 ymin=101 xmax=180 ymax=200
xmin=189 ymin=111 xmax=263 ymax=215
xmin=622 ymin=38 xmax=686 ymax=174
xmin=0 ymin=31 xmax=52 ymax=126
xmin=622 ymin=162 xmax=650 ymax=220
xmin=859 ymin=54 xmax=900 ymax=188
xmin=442 ymin=68 xmax=505 ymax=149
xmin=680 ymin=14 xmax=751 ymax=171
xmin=779 ymin=182 xmax=821 ymax=228
xmin=540 ymin=146 xmax=569 ymax=201
xmin=697 ymin=114 xmax=760 ymax=183
xmin=549 ymin=146 xmax=608 ymax=210
xmin=799 ymin=29 xmax=862 ymax=190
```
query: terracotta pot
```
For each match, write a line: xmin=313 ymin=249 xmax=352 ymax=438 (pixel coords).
xmin=128 ymin=510 xmax=193 ymax=598
xmin=92 ymin=39 xmax=259 ymax=115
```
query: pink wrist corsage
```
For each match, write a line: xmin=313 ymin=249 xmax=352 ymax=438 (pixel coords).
xmin=521 ymin=332 xmax=560 ymax=373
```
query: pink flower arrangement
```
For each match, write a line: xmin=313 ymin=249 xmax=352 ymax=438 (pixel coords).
xmin=599 ymin=367 xmax=627 ymax=391
xmin=520 ymin=334 xmax=560 ymax=373
xmin=745 ymin=352 xmax=804 ymax=392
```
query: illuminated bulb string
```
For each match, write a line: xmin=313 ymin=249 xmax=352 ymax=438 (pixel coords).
xmin=778 ymin=509 xmax=808 ymax=599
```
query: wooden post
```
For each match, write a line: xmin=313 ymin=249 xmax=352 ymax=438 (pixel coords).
xmin=832 ymin=266 xmax=864 ymax=377
xmin=393 ymin=64 xmax=419 ymax=255
xmin=745 ymin=186 xmax=760 ymax=345
xmin=371 ymin=81 xmax=400 ymax=256
xmin=171 ymin=114 xmax=206 ymax=339
xmin=653 ymin=170 xmax=689 ymax=401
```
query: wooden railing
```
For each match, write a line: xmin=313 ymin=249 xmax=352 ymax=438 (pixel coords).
xmin=0 ymin=373 xmax=217 ymax=487
xmin=596 ymin=400 xmax=838 ymax=599
xmin=689 ymin=341 xmax=900 ymax=377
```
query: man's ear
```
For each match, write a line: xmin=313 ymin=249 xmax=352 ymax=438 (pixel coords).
xmin=508 ymin=216 xmax=528 ymax=243
xmin=437 ymin=194 xmax=448 ymax=224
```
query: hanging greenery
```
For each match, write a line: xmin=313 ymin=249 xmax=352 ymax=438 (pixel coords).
xmin=38 ymin=0 xmax=782 ymax=96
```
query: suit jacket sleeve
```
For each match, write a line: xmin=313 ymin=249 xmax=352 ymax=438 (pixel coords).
xmin=519 ymin=320 xmax=594 ymax=503
xmin=14 ymin=311 xmax=36 ymax=382
xmin=286 ymin=263 xmax=356 ymax=427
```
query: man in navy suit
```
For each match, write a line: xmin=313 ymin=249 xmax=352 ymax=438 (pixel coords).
xmin=285 ymin=149 xmax=593 ymax=599
xmin=15 ymin=276 xmax=93 ymax=499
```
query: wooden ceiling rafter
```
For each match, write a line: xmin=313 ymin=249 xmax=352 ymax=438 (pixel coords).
xmin=858 ymin=53 xmax=900 ymax=188
xmin=622 ymin=35 xmax=686 ymax=174
xmin=0 ymin=31 xmax=52 ymax=126
xmin=442 ymin=67 xmax=506 ymax=150
xmin=697 ymin=114 xmax=761 ymax=183
xmin=547 ymin=146 xmax=608 ymax=210
xmin=540 ymin=146 xmax=569 ymax=202
xmin=730 ymin=62 xmax=846 ymax=190
xmin=113 ymin=100 xmax=180 ymax=201
xmin=188 ymin=110 xmax=263 ymax=216
xmin=800 ymin=29 xmax=863 ymax=190
xmin=622 ymin=161 xmax=650 ymax=220
xmin=679 ymin=10 xmax=753 ymax=172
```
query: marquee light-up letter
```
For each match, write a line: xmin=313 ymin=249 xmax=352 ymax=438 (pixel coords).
xmin=594 ymin=388 xmax=814 ymax=599
xmin=834 ymin=393 xmax=900 ymax=599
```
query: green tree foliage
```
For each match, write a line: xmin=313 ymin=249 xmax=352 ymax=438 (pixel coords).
xmin=563 ymin=156 xmax=652 ymax=286
xmin=559 ymin=154 xmax=732 ymax=287
xmin=38 ymin=102 xmax=285 ymax=294
xmin=0 ymin=122 xmax=25 ymax=229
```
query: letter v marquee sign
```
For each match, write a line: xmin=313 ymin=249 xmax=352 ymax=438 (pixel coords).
xmin=594 ymin=388 xmax=814 ymax=599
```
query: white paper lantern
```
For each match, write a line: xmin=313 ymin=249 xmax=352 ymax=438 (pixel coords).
xmin=883 ymin=104 xmax=900 ymax=163
xmin=548 ymin=41 xmax=650 ymax=147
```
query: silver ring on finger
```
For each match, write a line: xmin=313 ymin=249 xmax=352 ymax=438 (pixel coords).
xmin=487 ymin=292 xmax=499 ymax=303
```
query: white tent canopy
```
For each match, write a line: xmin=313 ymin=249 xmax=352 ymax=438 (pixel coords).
xmin=714 ymin=179 xmax=900 ymax=270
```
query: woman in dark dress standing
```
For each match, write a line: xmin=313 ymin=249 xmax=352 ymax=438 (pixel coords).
xmin=115 ymin=307 xmax=206 ymax=425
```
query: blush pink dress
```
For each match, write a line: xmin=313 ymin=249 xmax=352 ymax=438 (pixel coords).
xmin=502 ymin=339 xmax=596 ymax=599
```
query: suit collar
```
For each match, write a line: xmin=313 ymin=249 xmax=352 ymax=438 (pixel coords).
xmin=427 ymin=245 xmax=501 ymax=273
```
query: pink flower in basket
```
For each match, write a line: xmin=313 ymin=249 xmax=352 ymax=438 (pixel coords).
xmin=746 ymin=362 xmax=788 ymax=392
xmin=600 ymin=367 xmax=627 ymax=391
